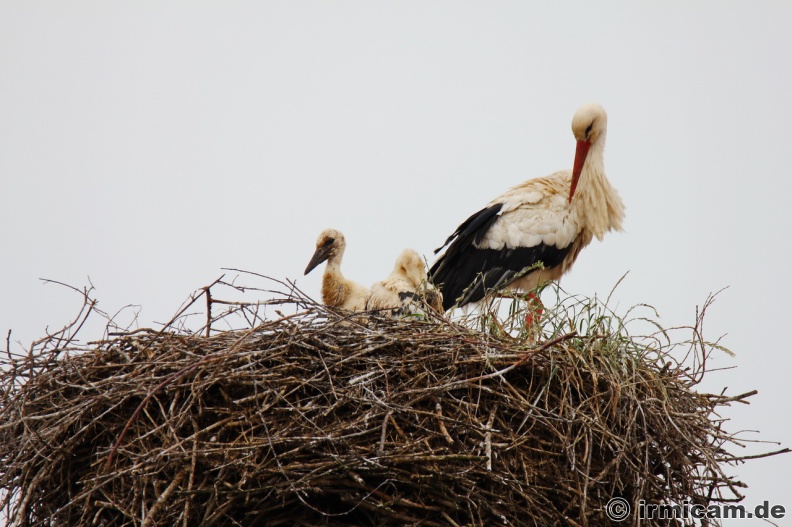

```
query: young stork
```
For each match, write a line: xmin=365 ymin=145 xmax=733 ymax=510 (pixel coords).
xmin=429 ymin=103 xmax=625 ymax=311
xmin=304 ymin=229 xmax=370 ymax=311
xmin=366 ymin=249 xmax=443 ymax=316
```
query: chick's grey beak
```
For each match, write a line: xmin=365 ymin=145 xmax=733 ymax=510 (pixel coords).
xmin=304 ymin=247 xmax=329 ymax=275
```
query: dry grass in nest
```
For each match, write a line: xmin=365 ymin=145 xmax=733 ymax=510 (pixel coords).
xmin=0 ymin=274 xmax=787 ymax=526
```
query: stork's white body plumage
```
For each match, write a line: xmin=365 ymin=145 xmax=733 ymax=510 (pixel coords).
xmin=367 ymin=249 xmax=443 ymax=316
xmin=430 ymin=103 xmax=625 ymax=310
xmin=304 ymin=229 xmax=370 ymax=311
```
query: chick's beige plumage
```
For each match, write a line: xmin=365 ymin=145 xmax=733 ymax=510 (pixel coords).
xmin=304 ymin=229 xmax=369 ymax=311
xmin=366 ymin=249 xmax=443 ymax=316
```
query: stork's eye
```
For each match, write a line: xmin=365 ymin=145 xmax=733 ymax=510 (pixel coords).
xmin=585 ymin=122 xmax=594 ymax=139
xmin=323 ymin=237 xmax=335 ymax=247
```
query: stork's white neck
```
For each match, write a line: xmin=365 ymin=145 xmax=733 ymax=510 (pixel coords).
xmin=573 ymin=138 xmax=625 ymax=240
xmin=326 ymin=246 xmax=345 ymax=269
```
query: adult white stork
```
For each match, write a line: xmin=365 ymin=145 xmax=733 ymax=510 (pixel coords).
xmin=304 ymin=229 xmax=370 ymax=311
xmin=429 ymin=103 xmax=625 ymax=311
xmin=366 ymin=249 xmax=443 ymax=316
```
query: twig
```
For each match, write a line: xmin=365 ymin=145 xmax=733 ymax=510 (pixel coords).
xmin=484 ymin=408 xmax=496 ymax=471
xmin=140 ymin=469 xmax=187 ymax=527
xmin=447 ymin=331 xmax=577 ymax=387
xmin=727 ymin=447 xmax=791 ymax=462
xmin=204 ymin=283 xmax=213 ymax=338
xmin=436 ymin=401 xmax=454 ymax=445
xmin=378 ymin=410 xmax=393 ymax=455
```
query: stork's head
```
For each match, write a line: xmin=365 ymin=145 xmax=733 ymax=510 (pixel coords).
xmin=569 ymin=103 xmax=608 ymax=202
xmin=305 ymin=228 xmax=346 ymax=275
xmin=393 ymin=249 xmax=427 ymax=288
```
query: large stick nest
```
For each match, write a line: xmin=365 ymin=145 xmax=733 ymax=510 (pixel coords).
xmin=0 ymin=277 xmax=785 ymax=526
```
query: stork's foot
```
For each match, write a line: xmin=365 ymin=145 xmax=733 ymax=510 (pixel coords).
xmin=524 ymin=292 xmax=545 ymax=328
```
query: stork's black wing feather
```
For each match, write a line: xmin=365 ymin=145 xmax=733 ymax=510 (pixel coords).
xmin=433 ymin=203 xmax=503 ymax=255
xmin=429 ymin=203 xmax=571 ymax=310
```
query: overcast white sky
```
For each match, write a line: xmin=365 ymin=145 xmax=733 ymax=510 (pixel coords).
xmin=2 ymin=2 xmax=791 ymax=524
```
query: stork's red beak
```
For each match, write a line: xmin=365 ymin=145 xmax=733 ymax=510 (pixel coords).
xmin=569 ymin=139 xmax=591 ymax=203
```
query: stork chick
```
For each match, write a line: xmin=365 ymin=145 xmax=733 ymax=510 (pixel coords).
xmin=367 ymin=249 xmax=443 ymax=317
xmin=429 ymin=103 xmax=625 ymax=311
xmin=304 ymin=229 xmax=369 ymax=311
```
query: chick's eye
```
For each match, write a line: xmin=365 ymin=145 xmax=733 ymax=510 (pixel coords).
xmin=324 ymin=238 xmax=335 ymax=247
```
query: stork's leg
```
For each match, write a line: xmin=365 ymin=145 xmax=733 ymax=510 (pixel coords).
xmin=524 ymin=292 xmax=545 ymax=327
